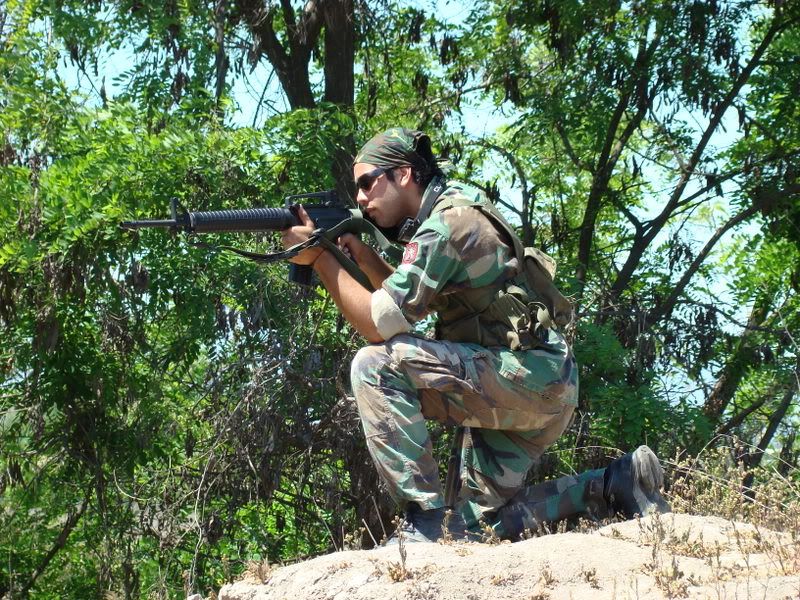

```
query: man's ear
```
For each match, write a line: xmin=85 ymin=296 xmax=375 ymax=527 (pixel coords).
xmin=397 ymin=165 xmax=414 ymax=186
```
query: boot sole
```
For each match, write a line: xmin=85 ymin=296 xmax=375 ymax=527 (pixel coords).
xmin=630 ymin=445 xmax=671 ymax=515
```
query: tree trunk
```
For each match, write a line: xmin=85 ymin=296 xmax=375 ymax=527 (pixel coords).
xmin=777 ymin=428 xmax=797 ymax=477
xmin=322 ymin=0 xmax=356 ymax=203
xmin=213 ymin=0 xmax=229 ymax=112
xmin=239 ymin=0 xmax=323 ymax=109
xmin=238 ymin=0 xmax=356 ymax=195
xmin=574 ymin=29 xmax=658 ymax=297
xmin=742 ymin=372 xmax=798 ymax=489
xmin=703 ymin=294 xmax=771 ymax=424
xmin=322 ymin=0 xmax=354 ymax=106
xmin=16 ymin=487 xmax=93 ymax=597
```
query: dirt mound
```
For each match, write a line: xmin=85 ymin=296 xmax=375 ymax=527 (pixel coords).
xmin=218 ymin=513 xmax=799 ymax=600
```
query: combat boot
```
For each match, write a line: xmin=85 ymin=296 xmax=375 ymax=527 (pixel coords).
xmin=604 ymin=445 xmax=671 ymax=518
xmin=441 ymin=507 xmax=479 ymax=542
xmin=385 ymin=504 xmax=472 ymax=544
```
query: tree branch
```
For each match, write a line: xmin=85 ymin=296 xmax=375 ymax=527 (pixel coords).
xmin=575 ymin=25 xmax=661 ymax=293
xmin=678 ymin=300 xmax=788 ymax=335
xmin=608 ymin=15 xmax=788 ymax=301
xmin=703 ymin=294 xmax=772 ymax=422
xmin=609 ymin=187 xmax=644 ymax=232
xmin=241 ymin=1 xmax=318 ymax=108
xmin=743 ymin=362 xmax=798 ymax=485
xmin=555 ymin=121 xmax=593 ymax=173
xmin=646 ymin=204 xmax=759 ymax=328
xmin=213 ymin=0 xmax=229 ymax=111
xmin=280 ymin=0 xmax=297 ymax=39
xmin=476 ymin=140 xmax=537 ymax=244
xmin=716 ymin=395 xmax=768 ymax=436
xmin=17 ymin=487 xmax=93 ymax=597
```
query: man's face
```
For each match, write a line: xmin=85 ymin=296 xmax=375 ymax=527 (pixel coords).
xmin=353 ymin=162 xmax=409 ymax=228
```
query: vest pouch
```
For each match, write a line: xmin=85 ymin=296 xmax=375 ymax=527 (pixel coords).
xmin=436 ymin=287 xmax=538 ymax=350
xmin=435 ymin=313 xmax=484 ymax=346
xmin=479 ymin=287 xmax=538 ymax=351
xmin=522 ymin=248 xmax=573 ymax=328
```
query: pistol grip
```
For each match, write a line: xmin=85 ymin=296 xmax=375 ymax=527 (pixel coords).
xmin=289 ymin=264 xmax=315 ymax=287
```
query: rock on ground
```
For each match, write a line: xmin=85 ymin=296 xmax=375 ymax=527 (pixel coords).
xmin=218 ymin=513 xmax=800 ymax=600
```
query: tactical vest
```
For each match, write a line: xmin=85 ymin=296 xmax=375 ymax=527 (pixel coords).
xmin=428 ymin=192 xmax=573 ymax=351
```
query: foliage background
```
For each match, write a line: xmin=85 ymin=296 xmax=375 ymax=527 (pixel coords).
xmin=0 ymin=0 xmax=798 ymax=597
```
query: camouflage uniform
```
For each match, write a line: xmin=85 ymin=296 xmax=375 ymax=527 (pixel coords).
xmin=351 ymin=180 xmax=607 ymax=538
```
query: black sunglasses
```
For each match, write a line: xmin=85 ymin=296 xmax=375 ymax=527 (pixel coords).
xmin=356 ymin=166 xmax=393 ymax=192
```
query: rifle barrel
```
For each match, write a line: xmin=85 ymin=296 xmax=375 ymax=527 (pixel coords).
xmin=120 ymin=219 xmax=176 ymax=230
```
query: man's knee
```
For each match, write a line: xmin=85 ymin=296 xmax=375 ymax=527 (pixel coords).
xmin=350 ymin=344 xmax=389 ymax=386
xmin=350 ymin=334 xmax=420 ymax=385
xmin=350 ymin=343 xmax=400 ymax=415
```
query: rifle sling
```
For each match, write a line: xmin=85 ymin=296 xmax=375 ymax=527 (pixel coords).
xmin=188 ymin=218 xmax=376 ymax=291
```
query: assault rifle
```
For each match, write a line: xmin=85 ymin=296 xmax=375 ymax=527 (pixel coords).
xmin=120 ymin=192 xmax=400 ymax=289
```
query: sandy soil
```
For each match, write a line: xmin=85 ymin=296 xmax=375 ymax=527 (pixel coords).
xmin=218 ymin=513 xmax=799 ymax=600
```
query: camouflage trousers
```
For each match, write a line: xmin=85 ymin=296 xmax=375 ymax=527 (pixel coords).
xmin=350 ymin=333 xmax=606 ymax=538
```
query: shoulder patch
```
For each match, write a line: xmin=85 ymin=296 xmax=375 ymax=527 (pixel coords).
xmin=402 ymin=242 xmax=419 ymax=264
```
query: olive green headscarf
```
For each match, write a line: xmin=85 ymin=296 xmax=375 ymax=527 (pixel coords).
xmin=354 ymin=127 xmax=434 ymax=171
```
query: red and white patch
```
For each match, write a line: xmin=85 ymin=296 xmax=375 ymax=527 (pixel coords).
xmin=402 ymin=242 xmax=419 ymax=264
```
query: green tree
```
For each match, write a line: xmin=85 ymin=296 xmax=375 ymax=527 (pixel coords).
xmin=1 ymin=1 xmax=798 ymax=597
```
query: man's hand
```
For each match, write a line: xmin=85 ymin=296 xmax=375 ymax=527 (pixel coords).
xmin=280 ymin=205 xmax=325 ymax=265
xmin=337 ymin=232 xmax=394 ymax=290
xmin=337 ymin=233 xmax=371 ymax=263
xmin=283 ymin=210 xmax=386 ymax=342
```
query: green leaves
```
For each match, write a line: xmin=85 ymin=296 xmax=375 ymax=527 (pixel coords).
xmin=1 ymin=1 xmax=799 ymax=596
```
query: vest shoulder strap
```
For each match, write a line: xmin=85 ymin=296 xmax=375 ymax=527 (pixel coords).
xmin=432 ymin=190 xmax=527 ymax=265
xmin=432 ymin=188 xmax=573 ymax=329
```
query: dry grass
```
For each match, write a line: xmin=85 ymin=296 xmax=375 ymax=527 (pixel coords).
xmin=579 ymin=565 xmax=601 ymax=589
xmin=666 ymin=442 xmax=800 ymax=533
xmin=238 ymin=438 xmax=798 ymax=599
xmin=643 ymin=439 xmax=800 ymax=597
xmin=537 ymin=561 xmax=557 ymax=588
xmin=241 ymin=557 xmax=273 ymax=584
xmin=387 ymin=515 xmax=409 ymax=581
